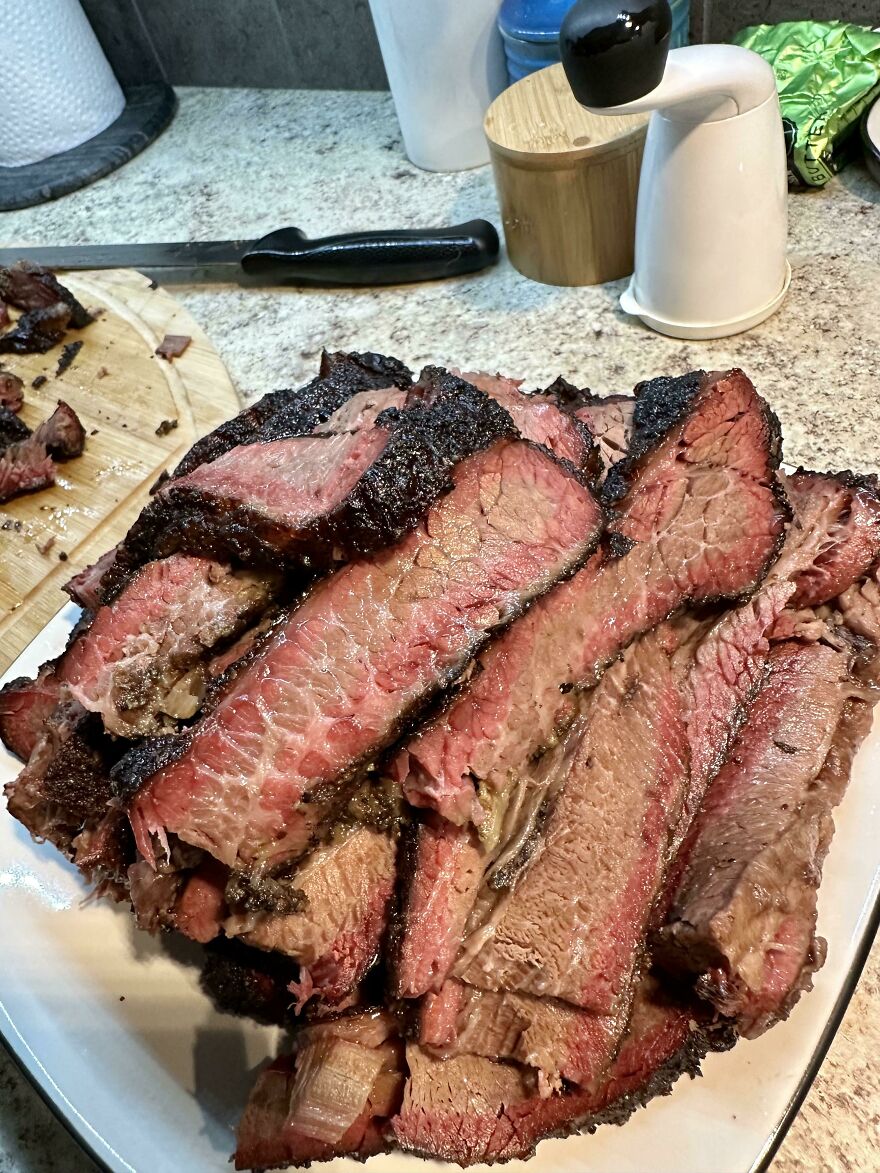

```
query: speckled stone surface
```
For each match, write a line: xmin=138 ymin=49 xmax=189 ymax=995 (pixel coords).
xmin=1 ymin=86 xmax=879 ymax=1173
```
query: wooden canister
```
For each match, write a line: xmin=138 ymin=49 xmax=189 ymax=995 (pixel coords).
xmin=484 ymin=64 xmax=649 ymax=286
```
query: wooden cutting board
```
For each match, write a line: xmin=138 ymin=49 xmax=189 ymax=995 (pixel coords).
xmin=0 ymin=268 xmax=240 ymax=675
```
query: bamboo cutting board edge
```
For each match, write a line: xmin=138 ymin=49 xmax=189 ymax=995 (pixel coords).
xmin=0 ymin=268 xmax=241 ymax=674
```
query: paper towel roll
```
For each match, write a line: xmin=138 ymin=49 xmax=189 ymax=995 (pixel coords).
xmin=368 ymin=0 xmax=507 ymax=172
xmin=0 ymin=0 xmax=125 ymax=168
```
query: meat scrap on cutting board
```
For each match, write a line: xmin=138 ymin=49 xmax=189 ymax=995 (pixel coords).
xmin=3 ymin=351 xmax=880 ymax=1171
xmin=0 ymin=262 xmax=92 ymax=503
xmin=0 ymin=400 xmax=87 ymax=504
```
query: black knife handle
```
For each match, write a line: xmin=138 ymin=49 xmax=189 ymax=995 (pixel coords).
xmin=239 ymin=220 xmax=500 ymax=287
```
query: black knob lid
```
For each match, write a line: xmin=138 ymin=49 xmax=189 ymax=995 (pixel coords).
xmin=560 ymin=0 xmax=672 ymax=109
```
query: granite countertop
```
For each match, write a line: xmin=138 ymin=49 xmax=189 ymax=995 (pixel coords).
xmin=1 ymin=86 xmax=880 ymax=1173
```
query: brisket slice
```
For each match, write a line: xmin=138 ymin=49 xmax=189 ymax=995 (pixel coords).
xmin=414 ymin=689 xmax=597 ymax=993
xmin=420 ymin=978 xmax=627 ymax=1091
xmin=453 ymin=618 xmax=702 ymax=1013
xmin=1 ymin=556 xmax=279 ymax=753
xmin=62 ymin=548 xmax=121 ymax=611
xmin=118 ymin=369 xmax=517 ymax=569
xmin=668 ymin=465 xmax=880 ymax=855
xmin=0 ymin=667 xmax=64 ymax=761
xmin=655 ymin=640 xmax=875 ymax=1037
xmin=225 ymin=825 xmax=396 ymax=1008
xmin=116 ymin=382 xmax=409 ymax=574
xmin=394 ymin=819 xmax=484 ymax=999
xmin=782 ymin=469 xmax=880 ymax=607
xmin=574 ymin=394 xmax=635 ymax=477
xmin=3 ymin=561 xmax=279 ymax=886
xmin=0 ymin=611 xmax=93 ymax=762
xmin=398 ymin=465 xmax=873 ymax=1005
xmin=95 ymin=351 xmax=415 ymax=602
xmin=391 ymin=977 xmax=730 ymax=1167
xmin=0 ymin=590 xmax=275 ymax=763
xmin=3 ymin=699 xmax=130 ymax=883
xmin=394 ymin=368 xmax=785 ymax=829
xmin=234 ymin=1010 xmax=403 ymax=1171
xmin=58 ymin=555 xmax=280 ymax=737
xmin=457 ymin=370 xmax=595 ymax=472
xmin=172 ymin=349 xmax=412 ymax=479
xmin=200 ymin=940 xmax=300 ymax=1025
xmin=119 ymin=439 xmax=604 ymax=869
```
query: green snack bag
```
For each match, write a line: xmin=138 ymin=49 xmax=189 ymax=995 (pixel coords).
xmin=734 ymin=20 xmax=880 ymax=188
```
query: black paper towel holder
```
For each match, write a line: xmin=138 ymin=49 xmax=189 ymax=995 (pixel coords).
xmin=0 ymin=83 xmax=176 ymax=212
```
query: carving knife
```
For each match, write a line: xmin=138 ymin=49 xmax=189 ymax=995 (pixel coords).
xmin=0 ymin=221 xmax=500 ymax=287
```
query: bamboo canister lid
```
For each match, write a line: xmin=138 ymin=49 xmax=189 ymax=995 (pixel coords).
xmin=484 ymin=64 xmax=650 ymax=286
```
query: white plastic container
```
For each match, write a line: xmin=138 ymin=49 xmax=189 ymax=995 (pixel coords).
xmin=367 ymin=0 xmax=507 ymax=172
xmin=588 ymin=45 xmax=791 ymax=339
xmin=621 ymin=88 xmax=791 ymax=338
xmin=0 ymin=0 xmax=124 ymax=168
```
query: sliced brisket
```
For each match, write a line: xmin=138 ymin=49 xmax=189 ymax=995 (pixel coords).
xmin=453 ymin=619 xmax=701 ymax=1013
xmin=574 ymin=394 xmax=635 ymax=476
xmin=392 ymin=977 xmax=727 ymax=1166
xmin=668 ymin=465 xmax=880 ymax=855
xmin=0 ymin=667 xmax=64 ymax=762
xmin=392 ymin=1045 xmax=537 ymax=1164
xmin=420 ymin=978 xmax=627 ymax=1091
xmin=3 ymin=698 xmax=128 ymax=881
xmin=172 ymin=349 xmax=412 ymax=479
xmin=120 ymin=369 xmax=517 ymax=569
xmin=395 ymin=369 xmax=785 ymax=829
xmin=96 ymin=353 xmax=415 ymax=600
xmin=458 ymin=370 xmax=595 ymax=471
xmin=394 ymin=820 xmax=484 ymax=998
xmin=782 ymin=469 xmax=880 ymax=606
xmin=225 ymin=825 xmax=396 ymax=1008
xmin=119 ymin=438 xmax=603 ymax=869
xmin=59 ymin=555 xmax=279 ymax=737
xmin=656 ymin=639 xmax=874 ymax=1036
xmin=234 ymin=1010 xmax=402 ymax=1170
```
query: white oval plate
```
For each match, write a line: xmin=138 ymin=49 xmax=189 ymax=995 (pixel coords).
xmin=2 ymin=604 xmax=879 ymax=1173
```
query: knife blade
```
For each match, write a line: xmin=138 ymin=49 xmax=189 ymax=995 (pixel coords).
xmin=0 ymin=221 xmax=501 ymax=287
